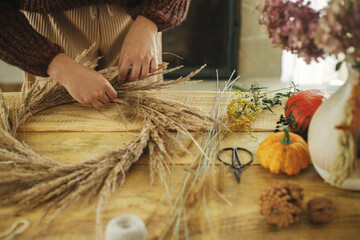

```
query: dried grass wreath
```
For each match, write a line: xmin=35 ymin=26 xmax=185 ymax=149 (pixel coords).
xmin=0 ymin=47 xmax=215 ymax=238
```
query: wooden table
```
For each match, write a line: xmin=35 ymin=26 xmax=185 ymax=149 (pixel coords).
xmin=0 ymin=91 xmax=359 ymax=240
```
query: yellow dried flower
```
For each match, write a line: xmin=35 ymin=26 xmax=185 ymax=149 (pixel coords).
xmin=227 ymin=91 xmax=263 ymax=131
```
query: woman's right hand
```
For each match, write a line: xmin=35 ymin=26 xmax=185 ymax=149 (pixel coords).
xmin=47 ymin=53 xmax=117 ymax=109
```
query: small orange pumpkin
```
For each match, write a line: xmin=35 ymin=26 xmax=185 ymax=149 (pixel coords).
xmin=256 ymin=127 xmax=311 ymax=175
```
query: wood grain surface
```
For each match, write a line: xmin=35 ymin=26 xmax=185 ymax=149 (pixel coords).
xmin=0 ymin=91 xmax=359 ymax=240
xmin=3 ymin=92 xmax=282 ymax=132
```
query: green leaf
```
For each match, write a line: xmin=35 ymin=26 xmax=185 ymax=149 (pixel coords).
xmin=263 ymin=104 xmax=275 ymax=114
xmin=232 ymin=85 xmax=246 ymax=91
xmin=262 ymin=99 xmax=272 ymax=104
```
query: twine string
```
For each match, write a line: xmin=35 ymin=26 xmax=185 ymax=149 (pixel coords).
xmin=0 ymin=219 xmax=30 ymax=240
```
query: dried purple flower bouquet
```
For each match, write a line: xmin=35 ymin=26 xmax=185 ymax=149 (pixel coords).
xmin=258 ymin=0 xmax=360 ymax=71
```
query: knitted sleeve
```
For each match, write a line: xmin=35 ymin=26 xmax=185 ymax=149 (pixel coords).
xmin=128 ymin=0 xmax=190 ymax=32
xmin=0 ymin=1 xmax=64 ymax=77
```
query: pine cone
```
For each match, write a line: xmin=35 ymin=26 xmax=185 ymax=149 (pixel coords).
xmin=259 ymin=182 xmax=304 ymax=227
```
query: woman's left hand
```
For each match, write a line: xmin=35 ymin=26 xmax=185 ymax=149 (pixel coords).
xmin=118 ymin=15 xmax=158 ymax=83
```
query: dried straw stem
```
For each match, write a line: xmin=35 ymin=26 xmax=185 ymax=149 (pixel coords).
xmin=158 ymin=74 xmax=236 ymax=239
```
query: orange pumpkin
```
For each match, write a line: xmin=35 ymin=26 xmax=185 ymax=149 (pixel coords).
xmin=285 ymin=89 xmax=329 ymax=140
xmin=257 ymin=127 xmax=311 ymax=175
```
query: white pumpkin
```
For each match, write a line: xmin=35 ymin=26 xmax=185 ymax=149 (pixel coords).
xmin=308 ymin=66 xmax=360 ymax=190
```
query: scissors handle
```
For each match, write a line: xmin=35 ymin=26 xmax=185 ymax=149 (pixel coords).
xmin=217 ymin=147 xmax=254 ymax=169
xmin=235 ymin=147 xmax=254 ymax=167
xmin=217 ymin=147 xmax=254 ymax=184
xmin=217 ymin=147 xmax=235 ymax=167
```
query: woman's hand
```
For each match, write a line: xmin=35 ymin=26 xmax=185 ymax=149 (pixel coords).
xmin=118 ymin=15 xmax=158 ymax=83
xmin=47 ymin=53 xmax=117 ymax=109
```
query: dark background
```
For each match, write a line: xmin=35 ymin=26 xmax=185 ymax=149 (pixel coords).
xmin=162 ymin=0 xmax=241 ymax=79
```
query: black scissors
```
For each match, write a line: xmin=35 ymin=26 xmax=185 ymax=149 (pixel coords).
xmin=217 ymin=147 xmax=254 ymax=183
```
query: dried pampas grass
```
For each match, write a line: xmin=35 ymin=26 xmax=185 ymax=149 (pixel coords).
xmin=159 ymin=73 xmax=238 ymax=239
xmin=0 ymin=46 xmax=215 ymax=239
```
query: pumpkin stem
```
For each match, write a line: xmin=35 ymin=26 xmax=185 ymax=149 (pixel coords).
xmin=280 ymin=126 xmax=293 ymax=145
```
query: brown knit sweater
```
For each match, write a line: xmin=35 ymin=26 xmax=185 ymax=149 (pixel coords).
xmin=0 ymin=0 xmax=190 ymax=77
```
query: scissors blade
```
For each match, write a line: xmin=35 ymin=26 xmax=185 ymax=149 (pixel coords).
xmin=234 ymin=168 xmax=241 ymax=183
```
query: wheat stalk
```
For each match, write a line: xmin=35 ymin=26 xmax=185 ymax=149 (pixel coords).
xmin=0 ymin=45 xmax=214 ymax=239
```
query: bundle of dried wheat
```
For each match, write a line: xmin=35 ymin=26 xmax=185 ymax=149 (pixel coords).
xmin=0 ymin=46 xmax=214 ymax=239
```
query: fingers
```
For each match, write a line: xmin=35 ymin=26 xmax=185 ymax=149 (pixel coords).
xmin=62 ymin=61 xmax=117 ymax=110
xmin=118 ymin=55 xmax=158 ymax=83
xmin=140 ymin=62 xmax=149 ymax=80
xmin=91 ymin=100 xmax=104 ymax=110
xmin=118 ymin=59 xmax=131 ymax=84
xmin=81 ymin=83 xmax=116 ymax=109
xmin=99 ymin=94 xmax=110 ymax=105
xmin=79 ymin=101 xmax=92 ymax=108
xmin=150 ymin=57 xmax=158 ymax=73
xmin=127 ymin=63 xmax=141 ymax=82
xmin=106 ymin=83 xmax=117 ymax=101
xmin=94 ymin=83 xmax=117 ymax=108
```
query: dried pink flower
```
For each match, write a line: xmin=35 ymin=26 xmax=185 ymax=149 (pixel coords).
xmin=258 ymin=0 xmax=325 ymax=64
xmin=314 ymin=0 xmax=360 ymax=70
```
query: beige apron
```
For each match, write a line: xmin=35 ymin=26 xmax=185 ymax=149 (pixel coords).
xmin=22 ymin=4 xmax=162 ymax=89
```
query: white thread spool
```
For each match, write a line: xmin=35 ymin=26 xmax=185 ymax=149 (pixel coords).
xmin=105 ymin=214 xmax=147 ymax=240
